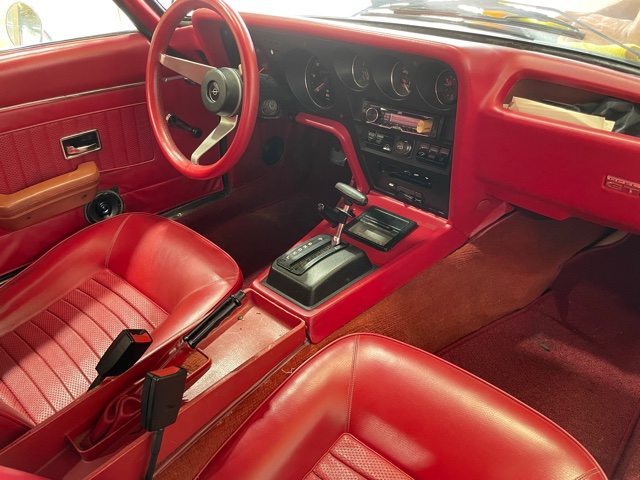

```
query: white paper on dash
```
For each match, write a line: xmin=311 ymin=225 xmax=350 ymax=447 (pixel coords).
xmin=506 ymin=97 xmax=615 ymax=132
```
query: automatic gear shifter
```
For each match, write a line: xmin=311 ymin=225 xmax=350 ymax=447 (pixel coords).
xmin=318 ymin=183 xmax=368 ymax=246
xmin=265 ymin=183 xmax=373 ymax=308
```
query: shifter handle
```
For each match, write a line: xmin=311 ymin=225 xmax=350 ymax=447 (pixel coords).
xmin=335 ymin=182 xmax=368 ymax=206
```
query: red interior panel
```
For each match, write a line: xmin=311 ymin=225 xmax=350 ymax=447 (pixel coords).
xmin=1 ymin=5 xmax=639 ymax=477
xmin=0 ymin=33 xmax=228 ymax=276
xmin=0 ymin=34 xmax=149 ymax=110
xmin=0 ymin=104 xmax=154 ymax=195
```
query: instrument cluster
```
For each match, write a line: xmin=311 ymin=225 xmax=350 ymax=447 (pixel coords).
xmin=283 ymin=47 xmax=458 ymax=113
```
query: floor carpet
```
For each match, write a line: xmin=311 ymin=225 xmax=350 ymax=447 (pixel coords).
xmin=440 ymin=235 xmax=640 ymax=478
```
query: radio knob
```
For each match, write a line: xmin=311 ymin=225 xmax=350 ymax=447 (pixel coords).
xmin=365 ymin=107 xmax=379 ymax=123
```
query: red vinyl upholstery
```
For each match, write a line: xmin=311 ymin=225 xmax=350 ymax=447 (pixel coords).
xmin=199 ymin=334 xmax=606 ymax=480
xmin=0 ymin=213 xmax=241 ymax=447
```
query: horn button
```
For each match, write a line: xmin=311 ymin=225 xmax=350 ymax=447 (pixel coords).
xmin=201 ymin=67 xmax=243 ymax=117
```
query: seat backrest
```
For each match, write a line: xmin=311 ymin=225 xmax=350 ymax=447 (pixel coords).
xmin=200 ymin=334 xmax=606 ymax=480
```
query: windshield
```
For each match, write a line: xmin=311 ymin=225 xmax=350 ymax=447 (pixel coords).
xmin=157 ymin=0 xmax=640 ymax=69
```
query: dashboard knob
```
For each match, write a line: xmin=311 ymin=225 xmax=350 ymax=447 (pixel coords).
xmin=365 ymin=107 xmax=379 ymax=123
xmin=394 ymin=139 xmax=413 ymax=157
xmin=416 ymin=118 xmax=433 ymax=134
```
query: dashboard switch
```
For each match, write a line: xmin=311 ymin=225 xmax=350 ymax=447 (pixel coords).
xmin=437 ymin=147 xmax=450 ymax=166
xmin=427 ymin=145 xmax=440 ymax=161
xmin=417 ymin=143 xmax=430 ymax=160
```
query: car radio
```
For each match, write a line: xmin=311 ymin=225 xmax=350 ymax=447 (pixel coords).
xmin=357 ymin=101 xmax=454 ymax=217
xmin=362 ymin=101 xmax=441 ymax=138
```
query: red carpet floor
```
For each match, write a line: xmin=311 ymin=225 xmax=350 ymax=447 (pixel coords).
xmin=440 ymin=235 xmax=640 ymax=478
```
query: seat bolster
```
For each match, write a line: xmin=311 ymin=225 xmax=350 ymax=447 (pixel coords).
xmin=348 ymin=335 xmax=606 ymax=479
xmin=149 ymin=279 xmax=241 ymax=347
xmin=0 ymin=401 xmax=32 ymax=448
xmin=0 ymin=215 xmax=129 ymax=336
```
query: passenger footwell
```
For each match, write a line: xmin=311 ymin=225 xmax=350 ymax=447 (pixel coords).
xmin=440 ymin=235 xmax=640 ymax=478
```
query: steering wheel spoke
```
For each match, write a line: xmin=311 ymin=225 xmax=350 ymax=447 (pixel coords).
xmin=191 ymin=116 xmax=237 ymax=164
xmin=160 ymin=54 xmax=213 ymax=85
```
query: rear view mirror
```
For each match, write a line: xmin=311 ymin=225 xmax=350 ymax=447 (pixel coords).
xmin=6 ymin=2 xmax=43 ymax=47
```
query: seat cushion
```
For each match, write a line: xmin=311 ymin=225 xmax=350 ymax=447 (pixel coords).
xmin=0 ymin=213 xmax=241 ymax=445
xmin=199 ymin=334 xmax=605 ymax=480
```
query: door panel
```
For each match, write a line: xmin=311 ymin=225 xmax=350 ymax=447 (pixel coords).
xmin=0 ymin=33 xmax=224 ymax=276
xmin=0 ymin=34 xmax=148 ymax=109
xmin=0 ymin=103 xmax=154 ymax=194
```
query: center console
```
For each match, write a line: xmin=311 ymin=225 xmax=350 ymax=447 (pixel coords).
xmin=355 ymin=101 xmax=454 ymax=218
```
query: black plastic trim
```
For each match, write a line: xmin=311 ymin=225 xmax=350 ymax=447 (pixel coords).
xmin=113 ymin=0 xmax=155 ymax=41
xmin=160 ymin=174 xmax=230 ymax=219
xmin=0 ymin=266 xmax=26 ymax=286
xmin=144 ymin=0 xmax=165 ymax=17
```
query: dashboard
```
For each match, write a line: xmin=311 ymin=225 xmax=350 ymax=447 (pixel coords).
xmin=198 ymin=12 xmax=640 ymax=237
xmin=244 ymin=29 xmax=459 ymax=217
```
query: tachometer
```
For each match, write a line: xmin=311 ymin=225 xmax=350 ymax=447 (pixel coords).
xmin=435 ymin=69 xmax=458 ymax=105
xmin=391 ymin=62 xmax=412 ymax=98
xmin=352 ymin=55 xmax=370 ymax=89
xmin=305 ymin=56 xmax=335 ymax=108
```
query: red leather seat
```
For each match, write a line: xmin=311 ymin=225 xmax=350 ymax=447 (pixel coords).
xmin=199 ymin=334 xmax=606 ymax=480
xmin=0 ymin=213 xmax=241 ymax=448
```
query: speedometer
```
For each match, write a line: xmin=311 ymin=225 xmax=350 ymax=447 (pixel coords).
xmin=391 ymin=62 xmax=412 ymax=98
xmin=435 ymin=69 xmax=458 ymax=105
xmin=305 ymin=56 xmax=335 ymax=108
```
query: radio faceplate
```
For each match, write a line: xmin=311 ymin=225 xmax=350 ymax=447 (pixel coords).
xmin=363 ymin=102 xmax=441 ymax=138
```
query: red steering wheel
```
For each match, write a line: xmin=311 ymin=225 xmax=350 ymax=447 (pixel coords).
xmin=146 ymin=0 xmax=259 ymax=179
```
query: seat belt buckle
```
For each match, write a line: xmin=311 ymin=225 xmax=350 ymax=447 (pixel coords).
xmin=89 ymin=329 xmax=153 ymax=391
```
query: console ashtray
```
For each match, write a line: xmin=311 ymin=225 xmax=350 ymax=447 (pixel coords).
xmin=345 ymin=207 xmax=417 ymax=251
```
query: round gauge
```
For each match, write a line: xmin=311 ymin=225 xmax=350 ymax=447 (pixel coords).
xmin=351 ymin=55 xmax=370 ymax=89
xmin=391 ymin=62 xmax=413 ymax=98
xmin=435 ymin=69 xmax=458 ymax=105
xmin=305 ymin=56 xmax=335 ymax=108
xmin=256 ymin=48 xmax=269 ymax=75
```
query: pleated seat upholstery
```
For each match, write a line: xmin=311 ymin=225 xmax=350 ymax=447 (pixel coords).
xmin=0 ymin=213 xmax=241 ymax=448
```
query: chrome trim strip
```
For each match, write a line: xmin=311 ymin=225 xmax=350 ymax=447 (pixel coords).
xmin=0 ymin=81 xmax=146 ymax=114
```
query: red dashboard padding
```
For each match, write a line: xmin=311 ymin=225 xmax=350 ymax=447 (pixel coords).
xmin=0 ymin=213 xmax=241 ymax=447
xmin=199 ymin=334 xmax=605 ymax=480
